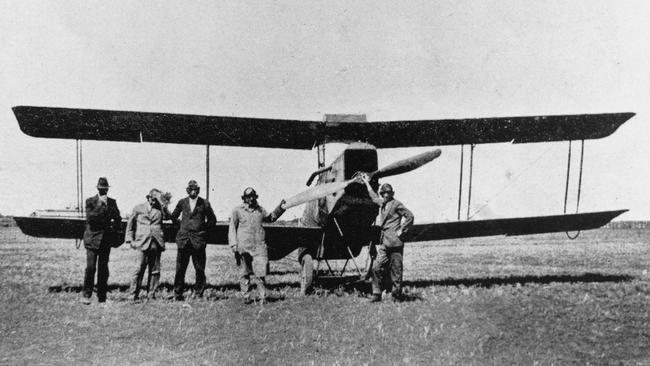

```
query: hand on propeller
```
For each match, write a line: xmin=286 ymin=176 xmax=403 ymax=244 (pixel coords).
xmin=283 ymin=149 xmax=441 ymax=209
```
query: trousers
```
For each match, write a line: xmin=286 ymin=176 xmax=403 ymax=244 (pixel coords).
xmin=371 ymin=245 xmax=403 ymax=295
xmin=83 ymin=246 xmax=111 ymax=302
xmin=239 ymin=252 xmax=267 ymax=300
xmin=174 ymin=246 xmax=206 ymax=297
xmin=130 ymin=243 xmax=162 ymax=299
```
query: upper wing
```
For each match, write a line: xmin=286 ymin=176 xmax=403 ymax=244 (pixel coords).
xmin=13 ymin=106 xmax=321 ymax=149
xmin=335 ymin=114 xmax=635 ymax=147
xmin=404 ymin=210 xmax=627 ymax=242
xmin=13 ymin=106 xmax=634 ymax=149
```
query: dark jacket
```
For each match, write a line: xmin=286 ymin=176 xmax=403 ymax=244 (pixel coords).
xmin=378 ymin=198 xmax=414 ymax=248
xmin=171 ymin=197 xmax=217 ymax=249
xmin=83 ymin=195 xmax=122 ymax=249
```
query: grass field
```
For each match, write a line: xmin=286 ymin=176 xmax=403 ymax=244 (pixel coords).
xmin=1 ymin=226 xmax=649 ymax=365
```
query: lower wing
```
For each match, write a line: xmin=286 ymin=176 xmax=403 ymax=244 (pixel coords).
xmin=14 ymin=209 xmax=625 ymax=256
xmin=405 ymin=210 xmax=627 ymax=242
xmin=13 ymin=217 xmax=323 ymax=260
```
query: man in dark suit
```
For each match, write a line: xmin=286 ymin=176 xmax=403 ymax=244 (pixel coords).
xmin=82 ymin=177 xmax=122 ymax=304
xmin=360 ymin=175 xmax=414 ymax=302
xmin=171 ymin=180 xmax=217 ymax=300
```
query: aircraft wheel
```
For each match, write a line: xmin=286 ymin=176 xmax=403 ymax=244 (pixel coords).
xmin=300 ymin=254 xmax=314 ymax=296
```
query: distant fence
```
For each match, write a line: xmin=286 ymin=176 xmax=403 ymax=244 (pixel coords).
xmin=603 ymin=221 xmax=650 ymax=229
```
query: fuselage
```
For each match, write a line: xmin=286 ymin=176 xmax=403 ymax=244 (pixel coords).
xmin=300 ymin=142 xmax=380 ymax=259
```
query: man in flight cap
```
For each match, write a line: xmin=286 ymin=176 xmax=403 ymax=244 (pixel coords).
xmin=228 ymin=187 xmax=286 ymax=304
xmin=360 ymin=175 xmax=414 ymax=302
xmin=81 ymin=177 xmax=122 ymax=304
xmin=171 ymin=180 xmax=216 ymax=300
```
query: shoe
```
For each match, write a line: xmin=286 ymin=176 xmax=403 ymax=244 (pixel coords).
xmin=369 ymin=294 xmax=382 ymax=303
xmin=81 ymin=297 xmax=91 ymax=305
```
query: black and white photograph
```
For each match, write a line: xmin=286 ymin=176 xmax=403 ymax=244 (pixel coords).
xmin=1 ymin=1 xmax=649 ymax=364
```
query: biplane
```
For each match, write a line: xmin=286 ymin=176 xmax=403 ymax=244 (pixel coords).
xmin=11 ymin=106 xmax=635 ymax=293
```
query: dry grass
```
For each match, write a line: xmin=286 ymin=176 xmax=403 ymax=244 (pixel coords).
xmin=1 ymin=226 xmax=650 ymax=365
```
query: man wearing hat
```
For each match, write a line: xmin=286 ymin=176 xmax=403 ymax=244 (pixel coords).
xmin=81 ymin=177 xmax=122 ymax=304
xmin=360 ymin=175 xmax=414 ymax=302
xmin=170 ymin=180 xmax=216 ymax=300
xmin=228 ymin=187 xmax=286 ymax=304
xmin=125 ymin=188 xmax=171 ymax=301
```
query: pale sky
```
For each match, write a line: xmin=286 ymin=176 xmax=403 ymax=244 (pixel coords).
xmin=1 ymin=1 xmax=649 ymax=222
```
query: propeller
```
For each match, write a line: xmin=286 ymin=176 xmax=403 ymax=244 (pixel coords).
xmin=283 ymin=149 xmax=441 ymax=209
xmin=284 ymin=180 xmax=352 ymax=209
xmin=370 ymin=149 xmax=441 ymax=180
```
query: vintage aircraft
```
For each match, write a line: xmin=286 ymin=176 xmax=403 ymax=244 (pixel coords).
xmin=12 ymin=106 xmax=635 ymax=293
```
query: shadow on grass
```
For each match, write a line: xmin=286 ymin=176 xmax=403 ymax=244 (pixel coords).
xmin=47 ymin=273 xmax=634 ymax=299
xmin=405 ymin=272 xmax=634 ymax=289
xmin=48 ymin=281 xmax=299 ymax=294
xmin=309 ymin=272 xmax=634 ymax=298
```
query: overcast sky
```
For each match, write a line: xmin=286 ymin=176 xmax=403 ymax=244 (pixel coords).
xmin=1 ymin=1 xmax=648 ymax=222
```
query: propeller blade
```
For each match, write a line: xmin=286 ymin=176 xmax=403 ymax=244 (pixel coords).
xmin=285 ymin=149 xmax=441 ymax=208
xmin=372 ymin=149 xmax=441 ymax=179
xmin=284 ymin=180 xmax=353 ymax=209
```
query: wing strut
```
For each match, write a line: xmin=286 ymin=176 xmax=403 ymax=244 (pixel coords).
xmin=456 ymin=144 xmax=476 ymax=220
xmin=563 ymin=140 xmax=586 ymax=239
xmin=467 ymin=144 xmax=475 ymax=220
xmin=457 ymin=145 xmax=464 ymax=220
xmin=206 ymin=145 xmax=210 ymax=201
xmin=75 ymin=139 xmax=84 ymax=249
xmin=317 ymin=144 xmax=326 ymax=168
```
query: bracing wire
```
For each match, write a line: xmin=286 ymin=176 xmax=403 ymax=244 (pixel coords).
xmin=565 ymin=140 xmax=585 ymax=240
xmin=468 ymin=144 xmax=556 ymax=220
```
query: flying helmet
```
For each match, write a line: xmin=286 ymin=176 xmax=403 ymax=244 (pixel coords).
xmin=241 ymin=187 xmax=258 ymax=200
xmin=379 ymin=183 xmax=394 ymax=194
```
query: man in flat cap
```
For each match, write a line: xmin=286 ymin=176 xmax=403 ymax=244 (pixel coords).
xmin=171 ymin=180 xmax=216 ymax=300
xmin=360 ymin=175 xmax=414 ymax=302
xmin=81 ymin=177 xmax=122 ymax=304
xmin=229 ymin=187 xmax=286 ymax=304
xmin=125 ymin=188 xmax=171 ymax=301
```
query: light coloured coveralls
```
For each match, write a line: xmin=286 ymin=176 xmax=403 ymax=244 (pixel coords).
xmin=228 ymin=204 xmax=284 ymax=300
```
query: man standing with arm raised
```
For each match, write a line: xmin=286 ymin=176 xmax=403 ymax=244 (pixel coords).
xmin=171 ymin=180 xmax=216 ymax=301
xmin=125 ymin=188 xmax=171 ymax=301
xmin=360 ymin=174 xmax=414 ymax=302
xmin=228 ymin=187 xmax=286 ymax=304
xmin=81 ymin=177 xmax=121 ymax=305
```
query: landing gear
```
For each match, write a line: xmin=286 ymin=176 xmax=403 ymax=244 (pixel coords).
xmin=300 ymin=254 xmax=314 ymax=296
